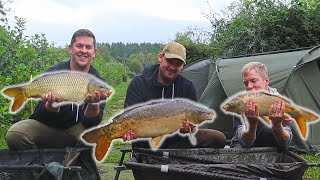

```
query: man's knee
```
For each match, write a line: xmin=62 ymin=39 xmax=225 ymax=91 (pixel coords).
xmin=196 ymin=129 xmax=226 ymax=148
xmin=5 ymin=130 xmax=35 ymax=150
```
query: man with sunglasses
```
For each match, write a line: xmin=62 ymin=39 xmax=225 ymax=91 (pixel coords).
xmin=123 ymin=42 xmax=226 ymax=149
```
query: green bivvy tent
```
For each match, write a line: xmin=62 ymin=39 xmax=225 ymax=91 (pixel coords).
xmin=181 ymin=45 xmax=320 ymax=153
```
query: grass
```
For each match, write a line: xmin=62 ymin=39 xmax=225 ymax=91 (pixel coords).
xmin=98 ymin=79 xmax=135 ymax=179
xmin=102 ymin=80 xmax=129 ymax=123
xmin=1 ymin=79 xmax=320 ymax=179
xmin=300 ymin=154 xmax=320 ymax=179
xmin=98 ymin=140 xmax=134 ymax=180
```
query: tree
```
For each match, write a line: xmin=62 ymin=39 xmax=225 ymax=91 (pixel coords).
xmin=96 ymin=43 xmax=112 ymax=62
xmin=126 ymin=53 xmax=144 ymax=75
xmin=175 ymin=27 xmax=217 ymax=64
xmin=0 ymin=0 xmax=13 ymax=16
xmin=206 ymin=0 xmax=320 ymax=57
xmin=0 ymin=10 xmax=68 ymax=125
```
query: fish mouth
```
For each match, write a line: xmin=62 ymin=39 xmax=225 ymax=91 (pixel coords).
xmin=222 ymin=104 xmax=229 ymax=110
xmin=106 ymin=90 xmax=113 ymax=97
xmin=206 ymin=113 xmax=215 ymax=120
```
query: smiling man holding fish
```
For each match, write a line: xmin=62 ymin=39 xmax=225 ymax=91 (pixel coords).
xmin=123 ymin=42 xmax=226 ymax=150
xmin=228 ymin=62 xmax=294 ymax=148
xmin=5 ymin=29 xmax=110 ymax=150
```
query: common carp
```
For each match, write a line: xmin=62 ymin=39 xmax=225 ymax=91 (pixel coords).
xmin=222 ymin=91 xmax=319 ymax=139
xmin=81 ymin=99 xmax=215 ymax=162
xmin=1 ymin=71 xmax=113 ymax=113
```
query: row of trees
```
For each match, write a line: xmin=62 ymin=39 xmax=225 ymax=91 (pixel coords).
xmin=1 ymin=0 xmax=320 ymax=125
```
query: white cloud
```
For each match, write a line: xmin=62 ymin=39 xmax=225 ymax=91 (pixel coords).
xmin=7 ymin=0 xmax=238 ymax=45
xmin=97 ymin=0 xmax=209 ymax=22
xmin=10 ymin=0 xmax=226 ymax=25
xmin=11 ymin=0 xmax=101 ymax=25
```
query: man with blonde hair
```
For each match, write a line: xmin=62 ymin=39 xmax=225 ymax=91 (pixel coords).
xmin=230 ymin=62 xmax=293 ymax=148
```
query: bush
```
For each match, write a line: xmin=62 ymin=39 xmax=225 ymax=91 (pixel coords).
xmin=92 ymin=58 xmax=127 ymax=86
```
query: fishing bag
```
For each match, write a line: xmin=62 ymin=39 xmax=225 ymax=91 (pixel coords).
xmin=125 ymin=147 xmax=310 ymax=180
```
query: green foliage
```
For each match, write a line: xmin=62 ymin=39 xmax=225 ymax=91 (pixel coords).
xmin=175 ymin=27 xmax=217 ymax=63
xmin=96 ymin=43 xmax=112 ymax=62
xmin=206 ymin=0 xmax=320 ymax=57
xmin=126 ymin=53 xmax=144 ymax=75
xmin=0 ymin=0 xmax=13 ymax=16
xmin=92 ymin=57 xmax=126 ymax=86
xmin=109 ymin=42 xmax=162 ymax=64
xmin=0 ymin=122 xmax=10 ymax=149
xmin=0 ymin=15 xmax=68 ymax=125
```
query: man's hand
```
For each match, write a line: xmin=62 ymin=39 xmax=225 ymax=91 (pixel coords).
xmin=84 ymin=91 xmax=107 ymax=118
xmin=179 ymin=120 xmax=196 ymax=134
xmin=269 ymin=99 xmax=285 ymax=128
xmin=123 ymin=130 xmax=137 ymax=141
xmin=242 ymin=100 xmax=259 ymax=143
xmin=41 ymin=91 xmax=61 ymax=112
xmin=85 ymin=91 xmax=107 ymax=104
xmin=244 ymin=100 xmax=259 ymax=127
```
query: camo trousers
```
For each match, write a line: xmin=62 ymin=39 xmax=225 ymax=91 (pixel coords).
xmin=5 ymin=119 xmax=86 ymax=150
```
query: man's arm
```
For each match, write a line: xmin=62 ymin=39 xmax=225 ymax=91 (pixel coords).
xmin=269 ymin=99 xmax=291 ymax=146
xmin=230 ymin=116 xmax=254 ymax=148
xmin=241 ymin=100 xmax=259 ymax=144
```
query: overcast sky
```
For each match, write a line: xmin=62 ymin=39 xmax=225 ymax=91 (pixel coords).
xmin=8 ymin=0 xmax=236 ymax=47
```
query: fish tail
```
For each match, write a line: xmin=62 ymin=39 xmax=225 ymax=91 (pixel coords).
xmin=287 ymin=106 xmax=319 ymax=139
xmin=95 ymin=137 xmax=112 ymax=161
xmin=2 ymin=87 xmax=26 ymax=112
xmin=82 ymin=128 xmax=112 ymax=161
xmin=82 ymin=128 xmax=103 ymax=143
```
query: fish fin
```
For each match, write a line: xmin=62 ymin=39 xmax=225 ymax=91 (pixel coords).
xmin=296 ymin=117 xmax=308 ymax=139
xmin=285 ymin=105 xmax=319 ymax=139
xmin=262 ymin=116 xmax=271 ymax=125
xmin=297 ymin=108 xmax=319 ymax=123
xmin=151 ymin=136 xmax=164 ymax=149
xmin=259 ymin=91 xmax=291 ymax=103
xmin=2 ymin=87 xmax=27 ymax=112
xmin=95 ymin=137 xmax=112 ymax=162
xmin=82 ymin=128 xmax=112 ymax=161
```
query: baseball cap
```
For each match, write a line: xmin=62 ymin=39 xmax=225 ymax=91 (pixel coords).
xmin=162 ymin=42 xmax=186 ymax=64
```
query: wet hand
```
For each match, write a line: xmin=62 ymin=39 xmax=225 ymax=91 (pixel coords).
xmin=85 ymin=91 xmax=107 ymax=104
xmin=179 ymin=120 xmax=196 ymax=134
xmin=41 ymin=91 xmax=61 ymax=111
xmin=245 ymin=100 xmax=259 ymax=126
xmin=123 ymin=130 xmax=137 ymax=141
xmin=269 ymin=99 xmax=285 ymax=127
xmin=41 ymin=91 xmax=61 ymax=103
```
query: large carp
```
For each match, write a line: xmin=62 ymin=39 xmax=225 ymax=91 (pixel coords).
xmin=82 ymin=99 xmax=215 ymax=162
xmin=1 ymin=71 xmax=113 ymax=113
xmin=222 ymin=91 xmax=319 ymax=139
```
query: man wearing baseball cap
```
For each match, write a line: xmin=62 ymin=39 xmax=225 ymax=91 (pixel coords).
xmin=123 ymin=42 xmax=226 ymax=149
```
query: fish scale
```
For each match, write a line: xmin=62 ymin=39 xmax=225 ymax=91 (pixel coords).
xmin=24 ymin=73 xmax=90 ymax=101
xmin=222 ymin=91 xmax=319 ymax=139
xmin=82 ymin=99 xmax=215 ymax=162
xmin=1 ymin=71 xmax=112 ymax=113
